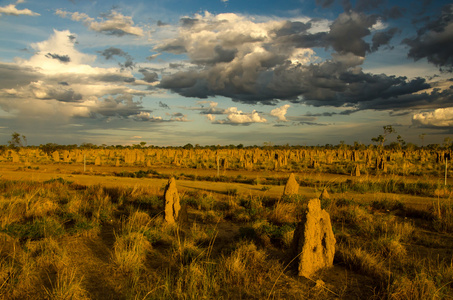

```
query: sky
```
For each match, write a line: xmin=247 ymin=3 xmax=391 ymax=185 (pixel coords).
xmin=0 ymin=0 xmax=452 ymax=147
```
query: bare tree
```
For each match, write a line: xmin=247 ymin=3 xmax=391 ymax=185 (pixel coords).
xmin=8 ymin=132 xmax=27 ymax=149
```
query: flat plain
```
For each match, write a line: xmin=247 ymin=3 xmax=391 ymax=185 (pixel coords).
xmin=1 ymin=146 xmax=452 ymax=299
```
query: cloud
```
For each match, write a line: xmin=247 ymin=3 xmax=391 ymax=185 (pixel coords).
xmin=194 ymin=101 xmax=267 ymax=125
xmin=99 ymin=47 xmax=127 ymax=60
xmin=155 ymin=11 xmax=445 ymax=111
xmin=28 ymin=81 xmax=82 ymax=102
xmin=412 ymin=107 xmax=453 ymax=127
xmin=56 ymin=9 xmax=144 ymax=37
xmin=45 ymin=53 xmax=71 ymax=63
xmin=139 ymin=68 xmax=159 ymax=83
xmin=99 ymin=47 xmax=135 ymax=70
xmin=0 ymin=62 xmax=41 ymax=89
xmin=159 ymin=101 xmax=170 ymax=109
xmin=212 ymin=107 xmax=267 ymax=125
xmin=146 ymin=53 xmax=161 ymax=61
xmin=132 ymin=111 xmax=188 ymax=122
xmin=0 ymin=2 xmax=39 ymax=17
xmin=0 ymin=30 xmax=155 ymax=124
xmin=87 ymin=94 xmax=144 ymax=118
xmin=327 ymin=11 xmax=378 ymax=56
xmin=197 ymin=101 xmax=228 ymax=115
xmin=22 ymin=29 xmax=96 ymax=75
xmin=403 ymin=4 xmax=453 ymax=71
xmin=371 ymin=27 xmax=400 ymax=51
xmin=133 ymin=112 xmax=163 ymax=122
xmin=270 ymin=104 xmax=291 ymax=121
xmin=168 ymin=112 xmax=188 ymax=122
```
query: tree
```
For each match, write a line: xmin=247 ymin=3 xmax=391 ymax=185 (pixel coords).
xmin=371 ymin=125 xmax=396 ymax=147
xmin=8 ymin=132 xmax=26 ymax=149
xmin=183 ymin=143 xmax=194 ymax=149
xmin=396 ymin=135 xmax=406 ymax=149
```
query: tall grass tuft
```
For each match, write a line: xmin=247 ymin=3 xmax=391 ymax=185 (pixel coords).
xmin=44 ymin=267 xmax=88 ymax=300
xmin=112 ymin=231 xmax=151 ymax=278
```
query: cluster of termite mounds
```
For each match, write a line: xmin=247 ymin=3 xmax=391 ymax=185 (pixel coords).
xmin=3 ymin=147 xmax=452 ymax=176
xmin=162 ymin=173 xmax=336 ymax=279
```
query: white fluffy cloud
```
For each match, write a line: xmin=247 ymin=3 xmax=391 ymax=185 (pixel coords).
xmin=213 ymin=107 xmax=267 ymax=125
xmin=21 ymin=30 xmax=96 ymax=75
xmin=0 ymin=30 xmax=151 ymax=122
xmin=270 ymin=104 xmax=291 ymax=121
xmin=56 ymin=9 xmax=144 ymax=37
xmin=0 ymin=2 xmax=39 ymax=17
xmin=132 ymin=112 xmax=163 ymax=122
xmin=412 ymin=107 xmax=453 ymax=127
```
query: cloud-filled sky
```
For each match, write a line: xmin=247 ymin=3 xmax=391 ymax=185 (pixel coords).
xmin=0 ymin=0 xmax=452 ymax=146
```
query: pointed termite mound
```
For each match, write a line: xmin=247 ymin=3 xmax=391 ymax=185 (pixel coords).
xmin=352 ymin=164 xmax=361 ymax=177
xmin=283 ymin=173 xmax=299 ymax=198
xmin=52 ymin=151 xmax=60 ymax=162
xmin=291 ymin=198 xmax=336 ymax=278
xmin=163 ymin=177 xmax=181 ymax=225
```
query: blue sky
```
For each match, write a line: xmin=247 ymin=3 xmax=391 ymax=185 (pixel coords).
xmin=0 ymin=0 xmax=452 ymax=146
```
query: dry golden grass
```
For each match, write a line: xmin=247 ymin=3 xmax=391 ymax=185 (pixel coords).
xmin=112 ymin=231 xmax=151 ymax=277
xmin=1 ymin=152 xmax=453 ymax=300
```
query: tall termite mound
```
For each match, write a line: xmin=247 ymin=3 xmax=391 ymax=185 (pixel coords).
xmin=283 ymin=173 xmax=299 ymax=197
xmin=163 ymin=177 xmax=181 ymax=225
xmin=291 ymin=198 xmax=336 ymax=278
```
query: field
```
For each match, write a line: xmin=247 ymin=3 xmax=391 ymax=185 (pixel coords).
xmin=1 ymin=146 xmax=453 ymax=299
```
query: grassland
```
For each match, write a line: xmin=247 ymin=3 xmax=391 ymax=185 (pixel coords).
xmin=1 ymin=146 xmax=453 ymax=299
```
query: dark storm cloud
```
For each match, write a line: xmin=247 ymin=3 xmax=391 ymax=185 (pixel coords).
xmin=371 ymin=27 xmax=400 ymax=51
xmin=139 ymin=68 xmax=159 ymax=83
xmin=156 ymin=43 xmax=186 ymax=54
xmin=403 ymin=4 xmax=453 ymax=71
xmin=68 ymin=34 xmax=77 ymax=43
xmin=383 ymin=6 xmax=404 ymax=19
xmin=90 ymin=94 xmax=144 ymax=118
xmin=47 ymin=88 xmax=83 ymax=102
xmin=274 ymin=12 xmax=378 ymax=56
xmin=155 ymin=9 xmax=450 ymax=112
xmin=159 ymin=56 xmax=437 ymax=111
xmin=192 ymin=45 xmax=237 ymax=65
xmin=273 ymin=21 xmax=312 ymax=37
xmin=169 ymin=63 xmax=184 ymax=69
xmin=45 ymin=53 xmax=71 ymax=63
xmin=389 ymin=111 xmax=412 ymax=117
xmin=99 ymin=47 xmax=135 ymax=70
xmin=328 ymin=11 xmax=378 ymax=56
xmin=0 ymin=63 xmax=41 ymax=89
xmin=93 ymin=73 xmax=136 ymax=83
xmin=356 ymin=86 xmax=453 ymax=111
xmin=180 ymin=17 xmax=198 ymax=27
xmin=355 ymin=0 xmax=385 ymax=12
xmin=99 ymin=47 xmax=127 ymax=60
